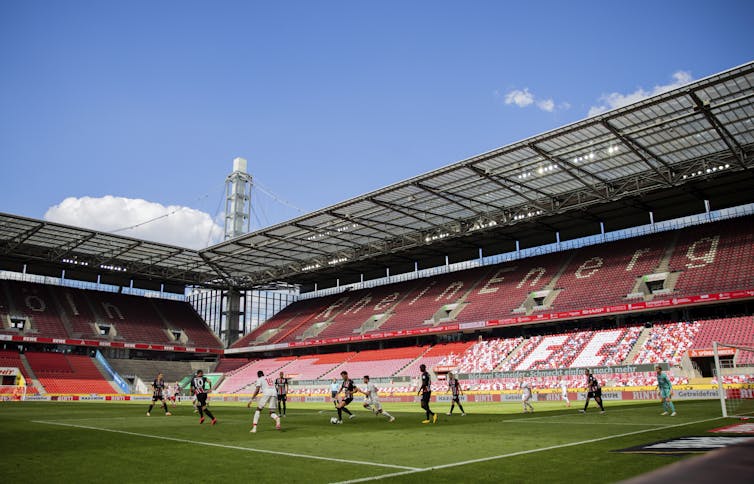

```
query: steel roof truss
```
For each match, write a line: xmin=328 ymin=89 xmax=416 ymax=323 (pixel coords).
xmin=602 ymin=120 xmax=674 ymax=185
xmin=528 ymin=144 xmax=611 ymax=200
xmin=689 ymin=91 xmax=747 ymax=168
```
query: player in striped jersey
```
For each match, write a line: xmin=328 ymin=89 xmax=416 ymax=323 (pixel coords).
xmin=418 ymin=364 xmax=437 ymax=424
xmin=579 ymin=369 xmax=605 ymax=414
xmin=358 ymin=375 xmax=395 ymax=422
xmin=191 ymin=370 xmax=217 ymax=425
xmin=248 ymin=370 xmax=281 ymax=433
xmin=146 ymin=373 xmax=171 ymax=416
xmin=445 ymin=372 xmax=466 ymax=416
xmin=275 ymin=372 xmax=289 ymax=417
xmin=334 ymin=370 xmax=356 ymax=423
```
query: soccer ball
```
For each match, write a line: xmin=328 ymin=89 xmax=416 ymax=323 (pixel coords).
xmin=330 ymin=417 xmax=339 ymax=424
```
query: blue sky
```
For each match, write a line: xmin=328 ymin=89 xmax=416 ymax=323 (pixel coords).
xmin=1 ymin=1 xmax=752 ymax=248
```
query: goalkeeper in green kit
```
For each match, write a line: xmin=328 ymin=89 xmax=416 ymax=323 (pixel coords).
xmin=656 ymin=365 xmax=676 ymax=416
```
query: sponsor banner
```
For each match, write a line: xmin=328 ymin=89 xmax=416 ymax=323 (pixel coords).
xmin=575 ymin=391 xmax=622 ymax=401
xmin=458 ymin=364 xmax=667 ymax=381
xmin=1 ymin=334 xmax=222 ymax=355
xmin=0 ymin=367 xmax=20 ymax=377
xmin=687 ymin=348 xmax=736 ymax=357
xmin=435 ymin=394 xmax=468 ymax=403
xmin=675 ymin=389 xmax=720 ymax=400
xmin=614 ymin=436 xmax=754 ymax=454
xmin=709 ymin=423 xmax=754 ymax=434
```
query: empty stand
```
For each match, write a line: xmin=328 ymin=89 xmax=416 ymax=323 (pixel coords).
xmin=321 ymin=347 xmax=426 ymax=380
xmin=460 ymin=252 xmax=572 ymax=323
xmin=454 ymin=337 xmax=523 ymax=373
xmin=216 ymin=357 xmax=297 ymax=393
xmin=0 ymin=281 xmax=69 ymax=338
xmin=214 ymin=357 xmax=251 ymax=373
xmin=379 ymin=270 xmax=485 ymax=331
xmin=551 ymin=235 xmax=668 ymax=312
xmin=25 ymin=352 xmax=116 ymax=394
xmin=691 ymin=316 xmax=754 ymax=349
xmin=0 ymin=280 xmax=221 ymax=348
xmin=279 ymin=352 xmax=355 ymax=380
xmin=107 ymin=358 xmax=212 ymax=386
xmin=395 ymin=342 xmax=474 ymax=377
xmin=633 ymin=321 xmax=700 ymax=365
xmin=669 ymin=218 xmax=754 ymax=297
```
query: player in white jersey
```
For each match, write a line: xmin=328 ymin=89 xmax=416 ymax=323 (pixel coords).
xmin=521 ymin=379 xmax=534 ymax=413
xmin=560 ymin=379 xmax=571 ymax=407
xmin=358 ymin=376 xmax=395 ymax=422
xmin=247 ymin=370 xmax=281 ymax=433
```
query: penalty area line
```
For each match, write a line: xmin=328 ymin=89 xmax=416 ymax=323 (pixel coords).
xmin=330 ymin=416 xmax=723 ymax=484
xmin=31 ymin=420 xmax=420 ymax=471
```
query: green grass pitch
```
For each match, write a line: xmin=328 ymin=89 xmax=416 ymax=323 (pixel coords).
xmin=0 ymin=399 xmax=735 ymax=483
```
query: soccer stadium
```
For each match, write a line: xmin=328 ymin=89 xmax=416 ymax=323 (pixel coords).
xmin=1 ymin=58 xmax=753 ymax=481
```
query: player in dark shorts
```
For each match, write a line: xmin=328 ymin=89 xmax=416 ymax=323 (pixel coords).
xmin=147 ymin=372 xmax=172 ymax=416
xmin=275 ymin=371 xmax=289 ymax=417
xmin=579 ymin=369 xmax=605 ymax=414
xmin=334 ymin=370 xmax=356 ymax=423
xmin=446 ymin=372 xmax=466 ymax=416
xmin=418 ymin=364 xmax=437 ymax=424
xmin=191 ymin=370 xmax=217 ymax=425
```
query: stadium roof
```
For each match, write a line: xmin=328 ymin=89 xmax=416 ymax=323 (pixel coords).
xmin=203 ymin=61 xmax=754 ymax=289
xmin=2 ymin=62 xmax=753 ymax=291
xmin=0 ymin=213 xmax=216 ymax=289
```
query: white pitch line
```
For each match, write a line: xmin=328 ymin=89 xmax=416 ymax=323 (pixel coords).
xmin=331 ymin=416 xmax=723 ymax=484
xmin=32 ymin=420 xmax=420 ymax=471
xmin=499 ymin=419 xmax=662 ymax=426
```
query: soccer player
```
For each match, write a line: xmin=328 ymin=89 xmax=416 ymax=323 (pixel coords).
xmin=579 ymin=369 xmax=605 ymax=414
xmin=521 ymin=379 xmax=534 ymax=413
xmin=358 ymin=375 xmax=395 ymax=422
xmin=418 ymin=364 xmax=437 ymax=424
xmin=334 ymin=370 xmax=356 ymax=423
xmin=147 ymin=372 xmax=172 ymax=416
xmin=330 ymin=379 xmax=339 ymax=402
xmin=445 ymin=372 xmax=466 ymax=416
xmin=247 ymin=370 xmax=281 ymax=433
xmin=656 ymin=365 xmax=676 ymax=416
xmin=275 ymin=371 xmax=289 ymax=417
xmin=560 ymin=379 xmax=571 ymax=407
xmin=191 ymin=370 xmax=217 ymax=425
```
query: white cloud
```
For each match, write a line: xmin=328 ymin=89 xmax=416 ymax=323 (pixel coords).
xmin=588 ymin=70 xmax=694 ymax=117
xmin=502 ymin=88 xmax=567 ymax=112
xmin=504 ymin=88 xmax=534 ymax=107
xmin=44 ymin=196 xmax=223 ymax=250
xmin=536 ymin=98 xmax=555 ymax=112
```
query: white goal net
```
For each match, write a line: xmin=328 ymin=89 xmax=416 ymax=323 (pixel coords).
xmin=713 ymin=342 xmax=754 ymax=418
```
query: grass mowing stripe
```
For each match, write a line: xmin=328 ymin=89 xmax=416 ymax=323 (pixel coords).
xmin=331 ymin=416 xmax=723 ymax=484
xmin=31 ymin=420 xmax=421 ymax=471
xmin=498 ymin=420 xmax=663 ymax=426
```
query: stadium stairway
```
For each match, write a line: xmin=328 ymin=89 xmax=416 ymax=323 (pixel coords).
xmin=18 ymin=353 xmax=45 ymax=394
xmin=495 ymin=338 xmax=528 ymax=370
xmin=393 ymin=346 xmax=432 ymax=376
xmin=623 ymin=326 xmax=652 ymax=364
xmin=90 ymin=356 xmax=127 ymax=393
